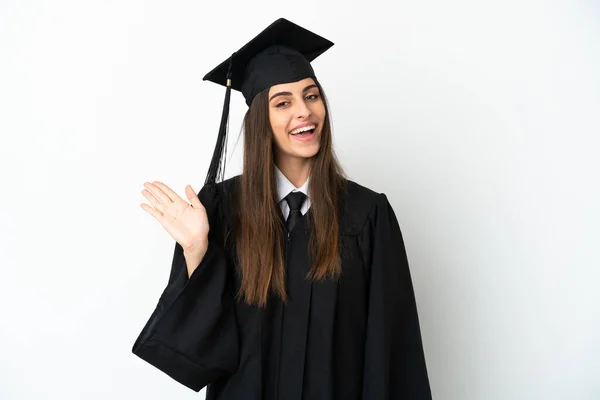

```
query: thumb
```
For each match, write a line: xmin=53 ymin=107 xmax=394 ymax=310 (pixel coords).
xmin=185 ymin=185 xmax=203 ymax=209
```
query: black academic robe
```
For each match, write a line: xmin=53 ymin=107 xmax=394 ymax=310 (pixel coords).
xmin=132 ymin=175 xmax=432 ymax=399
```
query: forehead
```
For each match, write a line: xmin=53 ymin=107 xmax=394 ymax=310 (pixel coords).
xmin=268 ymin=77 xmax=317 ymax=96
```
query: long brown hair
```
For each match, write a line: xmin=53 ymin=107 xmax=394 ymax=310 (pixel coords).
xmin=230 ymin=79 xmax=348 ymax=308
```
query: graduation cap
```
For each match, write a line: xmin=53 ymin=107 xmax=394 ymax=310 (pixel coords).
xmin=202 ymin=18 xmax=334 ymax=186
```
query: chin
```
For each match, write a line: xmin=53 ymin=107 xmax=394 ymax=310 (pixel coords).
xmin=293 ymin=143 xmax=320 ymax=157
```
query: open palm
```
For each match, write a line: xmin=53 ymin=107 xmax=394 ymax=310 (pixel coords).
xmin=140 ymin=181 xmax=210 ymax=254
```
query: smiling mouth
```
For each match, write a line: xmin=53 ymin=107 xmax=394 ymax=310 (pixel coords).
xmin=290 ymin=124 xmax=317 ymax=135
xmin=291 ymin=128 xmax=315 ymax=136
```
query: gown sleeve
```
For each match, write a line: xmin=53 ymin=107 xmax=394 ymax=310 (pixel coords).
xmin=131 ymin=182 xmax=239 ymax=392
xmin=359 ymin=193 xmax=432 ymax=399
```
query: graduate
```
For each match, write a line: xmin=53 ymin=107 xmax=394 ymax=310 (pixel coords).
xmin=133 ymin=18 xmax=432 ymax=399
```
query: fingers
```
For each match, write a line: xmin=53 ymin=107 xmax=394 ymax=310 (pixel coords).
xmin=185 ymin=185 xmax=203 ymax=209
xmin=143 ymin=181 xmax=174 ymax=205
xmin=152 ymin=181 xmax=184 ymax=203
xmin=141 ymin=182 xmax=199 ymax=223
xmin=141 ymin=188 xmax=163 ymax=210
xmin=140 ymin=202 xmax=163 ymax=220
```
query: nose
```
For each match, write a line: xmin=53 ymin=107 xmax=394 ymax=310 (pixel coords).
xmin=294 ymin=99 xmax=312 ymax=119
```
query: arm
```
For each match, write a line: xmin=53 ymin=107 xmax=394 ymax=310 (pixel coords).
xmin=132 ymin=183 xmax=239 ymax=392
xmin=359 ymin=193 xmax=432 ymax=399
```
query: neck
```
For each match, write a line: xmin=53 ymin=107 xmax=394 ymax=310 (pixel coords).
xmin=275 ymin=156 xmax=313 ymax=188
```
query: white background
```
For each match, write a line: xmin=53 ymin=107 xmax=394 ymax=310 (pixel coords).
xmin=1 ymin=1 xmax=599 ymax=399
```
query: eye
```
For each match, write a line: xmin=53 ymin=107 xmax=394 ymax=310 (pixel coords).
xmin=306 ymin=93 xmax=320 ymax=101
xmin=275 ymin=101 xmax=290 ymax=108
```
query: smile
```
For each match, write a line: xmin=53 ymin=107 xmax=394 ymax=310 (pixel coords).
xmin=290 ymin=124 xmax=316 ymax=135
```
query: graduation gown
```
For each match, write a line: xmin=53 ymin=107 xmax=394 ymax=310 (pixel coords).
xmin=132 ymin=175 xmax=432 ymax=399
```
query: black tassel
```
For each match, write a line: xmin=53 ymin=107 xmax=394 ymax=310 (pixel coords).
xmin=204 ymin=54 xmax=235 ymax=186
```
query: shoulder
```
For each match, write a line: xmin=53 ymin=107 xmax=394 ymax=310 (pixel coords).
xmin=340 ymin=179 xmax=387 ymax=236
xmin=198 ymin=175 xmax=241 ymax=204
xmin=343 ymin=179 xmax=382 ymax=203
xmin=217 ymin=175 xmax=243 ymax=225
xmin=217 ymin=174 xmax=242 ymax=194
xmin=204 ymin=175 xmax=389 ymax=236
xmin=195 ymin=175 xmax=241 ymax=226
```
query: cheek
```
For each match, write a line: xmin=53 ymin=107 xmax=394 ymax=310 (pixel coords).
xmin=312 ymin=101 xmax=326 ymax=120
xmin=269 ymin=113 xmax=290 ymax=140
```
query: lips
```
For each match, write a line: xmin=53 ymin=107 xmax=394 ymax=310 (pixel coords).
xmin=290 ymin=123 xmax=317 ymax=135
xmin=290 ymin=128 xmax=316 ymax=141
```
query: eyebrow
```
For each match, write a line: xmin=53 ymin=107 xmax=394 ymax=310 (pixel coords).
xmin=269 ymin=84 xmax=318 ymax=102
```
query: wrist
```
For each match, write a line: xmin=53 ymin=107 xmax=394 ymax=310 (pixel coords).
xmin=183 ymin=240 xmax=208 ymax=259
xmin=183 ymin=244 xmax=207 ymax=278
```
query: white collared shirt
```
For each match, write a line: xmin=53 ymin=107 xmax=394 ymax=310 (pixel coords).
xmin=274 ymin=164 xmax=311 ymax=220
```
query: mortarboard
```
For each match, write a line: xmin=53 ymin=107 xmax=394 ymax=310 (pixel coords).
xmin=201 ymin=18 xmax=334 ymax=186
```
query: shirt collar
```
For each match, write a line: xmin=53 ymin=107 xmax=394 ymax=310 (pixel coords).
xmin=274 ymin=164 xmax=310 ymax=203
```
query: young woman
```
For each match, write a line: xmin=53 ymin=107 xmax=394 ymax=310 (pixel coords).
xmin=133 ymin=18 xmax=432 ymax=399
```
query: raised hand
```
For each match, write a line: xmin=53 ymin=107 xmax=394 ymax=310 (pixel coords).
xmin=140 ymin=181 xmax=210 ymax=260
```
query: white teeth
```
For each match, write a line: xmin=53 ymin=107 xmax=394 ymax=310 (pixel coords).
xmin=290 ymin=125 xmax=316 ymax=135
